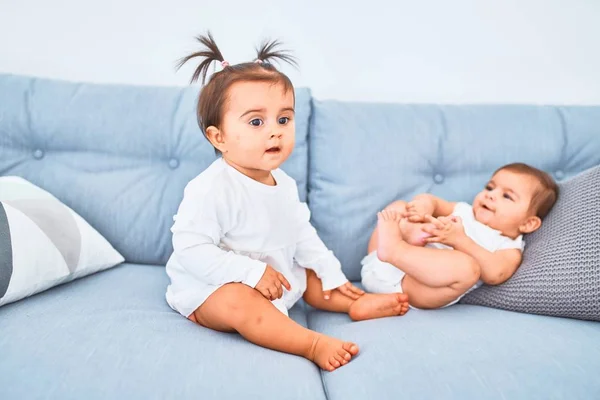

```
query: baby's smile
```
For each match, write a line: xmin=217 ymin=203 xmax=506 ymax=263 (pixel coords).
xmin=481 ymin=203 xmax=494 ymax=212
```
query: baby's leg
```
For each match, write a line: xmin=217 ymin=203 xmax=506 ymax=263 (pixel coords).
xmin=302 ymin=269 xmax=409 ymax=321
xmin=401 ymin=275 xmax=474 ymax=309
xmin=192 ymin=283 xmax=358 ymax=371
xmin=376 ymin=210 xmax=480 ymax=290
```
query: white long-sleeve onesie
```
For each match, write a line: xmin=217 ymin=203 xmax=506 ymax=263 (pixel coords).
xmin=165 ymin=158 xmax=348 ymax=317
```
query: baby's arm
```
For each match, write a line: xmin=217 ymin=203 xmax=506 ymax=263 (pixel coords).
xmin=173 ymin=225 xmax=267 ymax=287
xmin=293 ymin=203 xmax=349 ymax=291
xmin=452 ymin=239 xmax=522 ymax=285
xmin=172 ymin=190 xmax=267 ymax=288
xmin=423 ymin=215 xmax=522 ymax=285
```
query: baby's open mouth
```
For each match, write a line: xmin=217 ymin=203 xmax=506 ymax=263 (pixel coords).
xmin=482 ymin=204 xmax=493 ymax=212
xmin=266 ymin=146 xmax=281 ymax=153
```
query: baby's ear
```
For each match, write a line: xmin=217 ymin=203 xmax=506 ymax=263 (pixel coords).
xmin=519 ymin=215 xmax=542 ymax=234
xmin=205 ymin=126 xmax=226 ymax=153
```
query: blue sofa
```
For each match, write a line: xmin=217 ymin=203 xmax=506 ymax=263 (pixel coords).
xmin=1 ymin=74 xmax=599 ymax=399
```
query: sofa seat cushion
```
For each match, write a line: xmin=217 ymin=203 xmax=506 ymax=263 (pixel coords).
xmin=307 ymin=304 xmax=600 ymax=400
xmin=0 ymin=263 xmax=325 ymax=400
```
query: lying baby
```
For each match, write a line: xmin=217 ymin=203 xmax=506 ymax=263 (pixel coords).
xmin=361 ymin=163 xmax=558 ymax=309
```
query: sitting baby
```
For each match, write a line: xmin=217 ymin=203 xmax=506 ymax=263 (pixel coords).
xmin=361 ymin=163 xmax=558 ymax=309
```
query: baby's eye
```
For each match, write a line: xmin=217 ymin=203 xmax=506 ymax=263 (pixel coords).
xmin=485 ymin=185 xmax=493 ymax=191
xmin=503 ymin=193 xmax=513 ymax=201
xmin=278 ymin=117 xmax=290 ymax=125
xmin=249 ymin=119 xmax=263 ymax=127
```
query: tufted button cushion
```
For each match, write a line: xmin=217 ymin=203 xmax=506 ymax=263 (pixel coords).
xmin=168 ymin=158 xmax=179 ymax=170
xmin=0 ymin=74 xmax=312 ymax=265
xmin=32 ymin=149 xmax=44 ymax=160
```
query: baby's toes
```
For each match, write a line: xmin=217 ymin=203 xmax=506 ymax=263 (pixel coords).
xmin=342 ymin=342 xmax=359 ymax=356
xmin=337 ymin=347 xmax=352 ymax=361
xmin=329 ymin=356 xmax=341 ymax=369
xmin=394 ymin=303 xmax=404 ymax=314
xmin=334 ymin=353 xmax=347 ymax=365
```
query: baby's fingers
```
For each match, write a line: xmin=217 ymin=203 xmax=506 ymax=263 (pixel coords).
xmin=399 ymin=210 xmax=411 ymax=218
xmin=422 ymin=225 xmax=440 ymax=236
xmin=424 ymin=215 xmax=445 ymax=229
xmin=338 ymin=285 xmax=361 ymax=300
xmin=408 ymin=214 xmax=425 ymax=223
xmin=278 ymin=273 xmax=292 ymax=291
xmin=345 ymin=282 xmax=365 ymax=296
xmin=351 ymin=284 xmax=365 ymax=296
xmin=274 ymin=281 xmax=283 ymax=299
xmin=262 ymin=287 xmax=274 ymax=300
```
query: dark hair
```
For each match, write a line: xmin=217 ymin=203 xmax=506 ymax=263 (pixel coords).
xmin=494 ymin=163 xmax=559 ymax=219
xmin=176 ymin=32 xmax=297 ymax=149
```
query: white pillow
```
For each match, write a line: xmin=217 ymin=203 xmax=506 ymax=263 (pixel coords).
xmin=0 ymin=176 xmax=124 ymax=307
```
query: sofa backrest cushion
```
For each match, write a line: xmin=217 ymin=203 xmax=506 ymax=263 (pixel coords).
xmin=0 ymin=74 xmax=312 ymax=265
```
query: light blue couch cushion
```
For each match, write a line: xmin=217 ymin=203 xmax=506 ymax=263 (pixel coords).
xmin=0 ymin=74 xmax=311 ymax=265
xmin=0 ymin=263 xmax=325 ymax=400
xmin=308 ymin=306 xmax=600 ymax=400
xmin=308 ymin=102 xmax=600 ymax=280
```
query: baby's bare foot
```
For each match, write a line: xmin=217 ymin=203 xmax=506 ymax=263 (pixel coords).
xmin=377 ymin=210 xmax=406 ymax=263
xmin=308 ymin=335 xmax=359 ymax=372
xmin=348 ymin=293 xmax=410 ymax=321
xmin=400 ymin=219 xmax=433 ymax=247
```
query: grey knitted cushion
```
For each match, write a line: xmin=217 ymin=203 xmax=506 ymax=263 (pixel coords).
xmin=461 ymin=165 xmax=600 ymax=321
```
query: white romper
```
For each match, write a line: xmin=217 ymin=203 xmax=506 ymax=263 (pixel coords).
xmin=166 ymin=158 xmax=348 ymax=317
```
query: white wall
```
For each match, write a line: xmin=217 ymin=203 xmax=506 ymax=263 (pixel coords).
xmin=1 ymin=0 xmax=599 ymax=104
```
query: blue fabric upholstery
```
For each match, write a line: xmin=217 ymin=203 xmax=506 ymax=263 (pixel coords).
xmin=0 ymin=263 xmax=326 ymax=400
xmin=308 ymin=101 xmax=600 ymax=280
xmin=308 ymin=305 xmax=600 ymax=400
xmin=0 ymin=74 xmax=311 ymax=266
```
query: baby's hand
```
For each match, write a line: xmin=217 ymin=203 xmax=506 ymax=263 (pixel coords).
xmin=422 ymin=215 xmax=467 ymax=248
xmin=323 ymin=282 xmax=364 ymax=300
xmin=255 ymin=265 xmax=291 ymax=301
